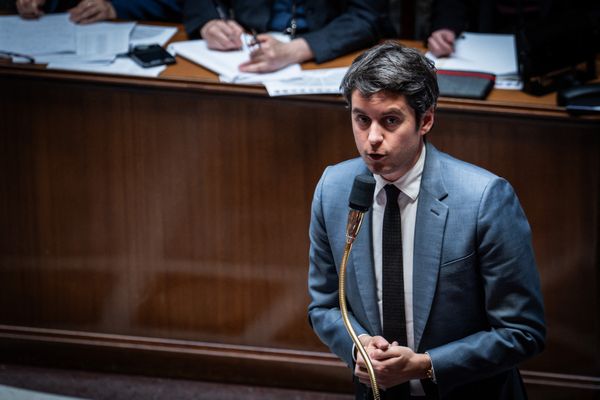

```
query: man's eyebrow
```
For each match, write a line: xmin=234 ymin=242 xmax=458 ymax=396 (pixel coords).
xmin=382 ymin=107 xmax=405 ymax=115
xmin=351 ymin=107 xmax=406 ymax=115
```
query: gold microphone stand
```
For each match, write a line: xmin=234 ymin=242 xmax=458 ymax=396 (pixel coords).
xmin=339 ymin=209 xmax=380 ymax=400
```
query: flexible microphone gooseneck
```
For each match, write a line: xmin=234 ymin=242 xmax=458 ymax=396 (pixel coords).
xmin=338 ymin=174 xmax=380 ymax=400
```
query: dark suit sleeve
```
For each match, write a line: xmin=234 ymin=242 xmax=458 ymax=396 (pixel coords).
xmin=429 ymin=0 xmax=470 ymax=35
xmin=42 ymin=0 xmax=79 ymax=12
xmin=427 ymin=178 xmax=546 ymax=397
xmin=110 ymin=0 xmax=182 ymax=22
xmin=182 ymin=0 xmax=220 ymax=38
xmin=300 ymin=0 xmax=385 ymax=63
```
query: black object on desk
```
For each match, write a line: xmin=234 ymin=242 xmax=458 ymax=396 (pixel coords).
xmin=516 ymin=11 xmax=599 ymax=96
xmin=557 ymin=83 xmax=600 ymax=115
xmin=436 ymin=70 xmax=495 ymax=100
xmin=129 ymin=44 xmax=176 ymax=68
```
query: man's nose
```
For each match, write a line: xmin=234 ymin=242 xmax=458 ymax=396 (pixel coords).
xmin=367 ymin=123 xmax=384 ymax=145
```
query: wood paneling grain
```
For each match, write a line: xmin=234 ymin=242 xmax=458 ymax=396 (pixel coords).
xmin=0 ymin=59 xmax=599 ymax=397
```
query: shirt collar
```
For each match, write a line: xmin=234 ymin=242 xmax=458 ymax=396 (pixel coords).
xmin=374 ymin=144 xmax=426 ymax=203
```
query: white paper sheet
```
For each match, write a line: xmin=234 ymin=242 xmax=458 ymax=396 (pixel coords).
xmin=0 ymin=13 xmax=76 ymax=55
xmin=75 ymin=21 xmax=135 ymax=57
xmin=130 ymin=25 xmax=178 ymax=47
xmin=426 ymin=32 xmax=518 ymax=76
xmin=264 ymin=67 xmax=348 ymax=96
xmin=48 ymin=56 xmax=166 ymax=77
xmin=426 ymin=32 xmax=522 ymax=89
xmin=168 ymin=33 xmax=302 ymax=84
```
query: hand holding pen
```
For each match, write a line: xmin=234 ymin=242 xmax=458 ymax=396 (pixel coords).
xmin=239 ymin=35 xmax=313 ymax=73
xmin=201 ymin=1 xmax=244 ymax=50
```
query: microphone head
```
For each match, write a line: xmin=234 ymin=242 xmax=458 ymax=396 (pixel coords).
xmin=349 ymin=174 xmax=376 ymax=212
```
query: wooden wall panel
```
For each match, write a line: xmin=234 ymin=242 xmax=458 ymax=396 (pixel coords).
xmin=0 ymin=77 xmax=357 ymax=351
xmin=0 ymin=73 xmax=599 ymax=396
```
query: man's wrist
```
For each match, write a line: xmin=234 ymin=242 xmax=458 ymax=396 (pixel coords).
xmin=352 ymin=334 xmax=370 ymax=361
xmin=287 ymin=38 xmax=313 ymax=64
xmin=423 ymin=352 xmax=436 ymax=383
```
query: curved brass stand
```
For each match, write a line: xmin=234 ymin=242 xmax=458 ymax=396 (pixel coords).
xmin=339 ymin=210 xmax=380 ymax=400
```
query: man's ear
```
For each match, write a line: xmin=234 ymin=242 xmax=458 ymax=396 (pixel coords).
xmin=419 ymin=108 xmax=435 ymax=136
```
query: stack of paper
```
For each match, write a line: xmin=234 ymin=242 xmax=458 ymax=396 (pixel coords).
xmin=263 ymin=67 xmax=348 ymax=96
xmin=0 ymin=13 xmax=177 ymax=77
xmin=168 ymin=34 xmax=348 ymax=95
xmin=426 ymin=32 xmax=522 ymax=90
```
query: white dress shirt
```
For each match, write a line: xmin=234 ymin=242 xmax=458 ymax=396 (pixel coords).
xmin=372 ymin=145 xmax=426 ymax=395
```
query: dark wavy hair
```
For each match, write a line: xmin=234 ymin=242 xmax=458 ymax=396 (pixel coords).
xmin=340 ymin=41 xmax=439 ymax=123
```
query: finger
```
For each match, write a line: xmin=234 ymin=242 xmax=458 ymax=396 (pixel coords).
xmin=16 ymin=0 xmax=26 ymax=14
xmin=428 ymin=37 xmax=450 ymax=57
xmin=437 ymin=31 xmax=455 ymax=53
xmin=206 ymin=23 xmax=241 ymax=50
xmin=211 ymin=31 xmax=238 ymax=49
xmin=20 ymin=11 xmax=44 ymax=18
xmin=255 ymin=33 xmax=271 ymax=42
xmin=370 ymin=336 xmax=391 ymax=350
xmin=214 ymin=21 xmax=242 ymax=47
xmin=78 ymin=13 xmax=102 ymax=24
xmin=437 ymin=41 xmax=453 ymax=56
xmin=248 ymin=47 xmax=264 ymax=61
xmin=72 ymin=1 xmax=104 ymax=24
xmin=225 ymin=20 xmax=244 ymax=42
xmin=238 ymin=59 xmax=269 ymax=73
xmin=355 ymin=366 xmax=371 ymax=382
xmin=68 ymin=2 xmax=87 ymax=21
xmin=18 ymin=0 xmax=43 ymax=17
xmin=17 ymin=0 xmax=33 ymax=12
xmin=440 ymin=30 xmax=456 ymax=44
xmin=72 ymin=7 xmax=100 ymax=24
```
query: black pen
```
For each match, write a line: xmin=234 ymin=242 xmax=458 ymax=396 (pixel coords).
xmin=212 ymin=0 xmax=229 ymax=20
xmin=250 ymin=29 xmax=261 ymax=50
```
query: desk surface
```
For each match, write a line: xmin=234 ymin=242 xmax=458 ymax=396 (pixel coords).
xmin=1 ymin=24 xmax=597 ymax=120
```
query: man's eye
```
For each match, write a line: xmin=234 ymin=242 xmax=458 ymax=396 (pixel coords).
xmin=356 ymin=115 xmax=370 ymax=125
xmin=384 ymin=116 xmax=400 ymax=126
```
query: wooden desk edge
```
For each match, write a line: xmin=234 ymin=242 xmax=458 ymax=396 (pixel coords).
xmin=1 ymin=33 xmax=598 ymax=121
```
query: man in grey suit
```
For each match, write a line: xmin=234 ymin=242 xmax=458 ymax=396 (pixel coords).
xmin=307 ymin=42 xmax=545 ymax=399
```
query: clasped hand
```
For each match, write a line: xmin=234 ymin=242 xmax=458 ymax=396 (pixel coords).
xmin=355 ymin=335 xmax=429 ymax=390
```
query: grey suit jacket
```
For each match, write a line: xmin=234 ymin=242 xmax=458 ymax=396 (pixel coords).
xmin=307 ymin=142 xmax=545 ymax=399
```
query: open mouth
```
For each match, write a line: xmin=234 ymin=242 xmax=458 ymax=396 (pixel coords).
xmin=368 ymin=153 xmax=385 ymax=161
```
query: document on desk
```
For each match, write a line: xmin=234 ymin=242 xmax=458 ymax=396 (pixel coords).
xmin=426 ymin=32 xmax=522 ymax=90
xmin=0 ymin=13 xmax=76 ymax=55
xmin=35 ymin=21 xmax=134 ymax=64
xmin=130 ymin=24 xmax=178 ymax=47
xmin=168 ymin=33 xmax=302 ymax=84
xmin=264 ymin=67 xmax=348 ymax=96
xmin=0 ymin=13 xmax=175 ymax=77
xmin=47 ymin=57 xmax=167 ymax=77
xmin=45 ymin=24 xmax=175 ymax=77
xmin=0 ymin=13 xmax=134 ymax=63
xmin=75 ymin=21 xmax=135 ymax=58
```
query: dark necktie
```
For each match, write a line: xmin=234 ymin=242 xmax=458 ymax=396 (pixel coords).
xmin=382 ymin=184 xmax=410 ymax=399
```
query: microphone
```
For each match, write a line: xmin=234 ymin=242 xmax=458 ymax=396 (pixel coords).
xmin=346 ymin=174 xmax=376 ymax=244
xmin=339 ymin=173 xmax=381 ymax=399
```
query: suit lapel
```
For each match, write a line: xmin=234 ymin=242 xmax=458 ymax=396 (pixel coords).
xmin=413 ymin=143 xmax=448 ymax=351
xmin=348 ymin=211 xmax=382 ymax=335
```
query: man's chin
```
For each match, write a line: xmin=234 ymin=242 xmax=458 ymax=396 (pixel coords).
xmin=363 ymin=159 xmax=385 ymax=175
